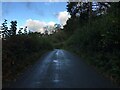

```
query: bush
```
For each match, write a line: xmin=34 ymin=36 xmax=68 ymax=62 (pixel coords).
xmin=2 ymin=34 xmax=53 ymax=83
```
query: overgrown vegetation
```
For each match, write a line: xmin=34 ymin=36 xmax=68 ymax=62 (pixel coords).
xmin=1 ymin=19 xmax=67 ymax=84
xmin=2 ymin=33 xmax=53 ymax=84
xmin=63 ymin=2 xmax=120 ymax=86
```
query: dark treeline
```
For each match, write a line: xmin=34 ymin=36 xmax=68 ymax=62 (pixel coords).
xmin=63 ymin=2 xmax=120 ymax=86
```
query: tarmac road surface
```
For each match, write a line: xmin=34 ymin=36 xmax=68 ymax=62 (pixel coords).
xmin=3 ymin=49 xmax=117 ymax=88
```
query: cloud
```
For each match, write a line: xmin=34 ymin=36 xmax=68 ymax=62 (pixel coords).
xmin=57 ymin=11 xmax=71 ymax=27
xmin=25 ymin=11 xmax=71 ymax=33
xmin=25 ymin=19 xmax=55 ymax=33
xmin=48 ymin=21 xmax=55 ymax=27
xmin=25 ymin=19 xmax=46 ymax=33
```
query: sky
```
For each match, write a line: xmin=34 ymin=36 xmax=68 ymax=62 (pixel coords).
xmin=2 ymin=2 xmax=71 ymax=33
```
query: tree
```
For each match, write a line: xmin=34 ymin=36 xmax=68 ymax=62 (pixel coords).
xmin=54 ymin=24 xmax=61 ymax=32
xmin=67 ymin=2 xmax=111 ymax=20
xmin=24 ymin=26 xmax=28 ymax=34
xmin=65 ymin=1 xmax=111 ymax=34
xmin=18 ymin=28 xmax=23 ymax=35
xmin=10 ymin=21 xmax=17 ymax=36
xmin=44 ymin=26 xmax=48 ymax=35
xmin=1 ymin=19 xmax=9 ymax=38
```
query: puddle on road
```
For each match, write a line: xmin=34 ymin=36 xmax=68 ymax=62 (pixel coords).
xmin=53 ymin=60 xmax=58 ymax=63
xmin=53 ymin=60 xmax=60 ymax=67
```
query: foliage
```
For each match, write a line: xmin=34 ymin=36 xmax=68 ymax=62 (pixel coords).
xmin=24 ymin=26 xmax=28 ymax=34
xmin=10 ymin=21 xmax=17 ymax=36
xmin=1 ymin=20 xmax=18 ymax=38
xmin=1 ymin=19 xmax=9 ymax=38
xmin=67 ymin=2 xmax=111 ymax=19
xmin=18 ymin=28 xmax=23 ymax=35
xmin=64 ymin=2 xmax=120 ymax=86
xmin=2 ymin=33 xmax=53 ymax=83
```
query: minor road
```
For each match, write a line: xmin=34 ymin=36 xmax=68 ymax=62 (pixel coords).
xmin=4 ymin=49 xmax=117 ymax=88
